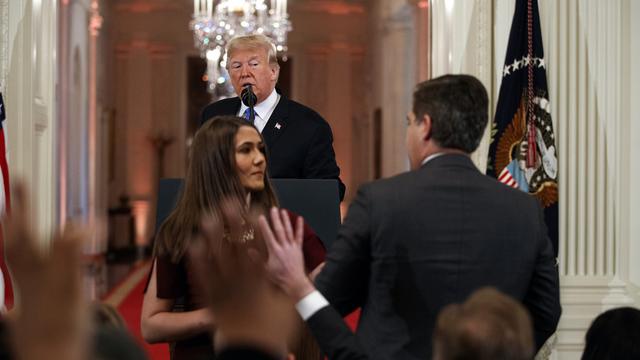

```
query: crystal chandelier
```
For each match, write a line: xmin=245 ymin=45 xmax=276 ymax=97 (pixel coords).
xmin=191 ymin=0 xmax=292 ymax=97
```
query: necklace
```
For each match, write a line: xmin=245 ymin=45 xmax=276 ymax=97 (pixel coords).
xmin=222 ymin=223 xmax=255 ymax=243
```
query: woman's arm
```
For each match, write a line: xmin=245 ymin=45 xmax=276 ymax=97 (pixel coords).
xmin=140 ymin=259 xmax=214 ymax=343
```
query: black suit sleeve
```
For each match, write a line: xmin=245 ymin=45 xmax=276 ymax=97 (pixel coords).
xmin=303 ymin=119 xmax=346 ymax=200
xmin=315 ymin=184 xmax=371 ymax=315
xmin=306 ymin=306 xmax=369 ymax=360
xmin=523 ymin=201 xmax=562 ymax=350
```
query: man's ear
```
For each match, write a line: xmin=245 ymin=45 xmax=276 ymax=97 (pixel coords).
xmin=270 ymin=64 xmax=280 ymax=82
xmin=421 ymin=114 xmax=433 ymax=141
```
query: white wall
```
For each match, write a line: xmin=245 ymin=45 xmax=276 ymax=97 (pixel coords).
xmin=431 ymin=0 xmax=492 ymax=171
xmin=626 ymin=0 xmax=640 ymax=291
xmin=1 ymin=0 xmax=57 ymax=242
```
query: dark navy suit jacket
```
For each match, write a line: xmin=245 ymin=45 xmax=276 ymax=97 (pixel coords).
xmin=309 ymin=154 xmax=561 ymax=360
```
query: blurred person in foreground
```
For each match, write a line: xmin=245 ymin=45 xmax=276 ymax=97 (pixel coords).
xmin=257 ymin=74 xmax=561 ymax=360
xmin=188 ymin=202 xmax=301 ymax=360
xmin=200 ymin=34 xmax=345 ymax=200
xmin=581 ymin=306 xmax=640 ymax=360
xmin=433 ymin=287 xmax=534 ymax=360
xmin=1 ymin=182 xmax=146 ymax=360
xmin=141 ymin=115 xmax=325 ymax=359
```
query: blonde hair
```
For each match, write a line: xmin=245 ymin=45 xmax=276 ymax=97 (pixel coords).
xmin=226 ymin=34 xmax=280 ymax=69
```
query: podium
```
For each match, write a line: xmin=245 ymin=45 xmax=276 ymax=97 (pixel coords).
xmin=155 ymin=178 xmax=341 ymax=250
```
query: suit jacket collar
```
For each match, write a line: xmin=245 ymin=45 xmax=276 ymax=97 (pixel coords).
xmin=419 ymin=153 xmax=479 ymax=172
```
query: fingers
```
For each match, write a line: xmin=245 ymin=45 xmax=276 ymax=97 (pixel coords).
xmin=4 ymin=180 xmax=41 ymax=279
xmin=280 ymin=209 xmax=294 ymax=243
xmin=295 ymin=216 xmax=304 ymax=246
xmin=258 ymin=214 xmax=279 ymax=254
xmin=51 ymin=224 xmax=86 ymax=306
xmin=269 ymin=207 xmax=288 ymax=246
xmin=220 ymin=199 xmax=244 ymax=243
xmin=54 ymin=224 xmax=85 ymax=272
xmin=200 ymin=213 xmax=223 ymax=246
xmin=189 ymin=234 xmax=223 ymax=305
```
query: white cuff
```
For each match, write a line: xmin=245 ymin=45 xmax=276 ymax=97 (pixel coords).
xmin=295 ymin=290 xmax=329 ymax=321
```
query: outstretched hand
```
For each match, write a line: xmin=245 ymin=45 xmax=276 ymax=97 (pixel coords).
xmin=258 ymin=208 xmax=316 ymax=302
xmin=189 ymin=200 xmax=297 ymax=356
xmin=3 ymin=181 xmax=89 ymax=360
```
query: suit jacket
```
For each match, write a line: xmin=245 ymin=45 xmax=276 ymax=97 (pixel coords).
xmin=200 ymin=95 xmax=346 ymax=200
xmin=312 ymin=154 xmax=561 ymax=360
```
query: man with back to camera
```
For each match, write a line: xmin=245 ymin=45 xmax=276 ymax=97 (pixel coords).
xmin=200 ymin=34 xmax=345 ymax=200
xmin=258 ymin=74 xmax=561 ymax=360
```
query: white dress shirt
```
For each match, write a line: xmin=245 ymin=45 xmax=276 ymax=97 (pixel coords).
xmin=238 ymin=89 xmax=280 ymax=133
xmin=296 ymin=290 xmax=330 ymax=321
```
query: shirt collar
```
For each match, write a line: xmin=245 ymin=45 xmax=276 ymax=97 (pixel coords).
xmin=421 ymin=152 xmax=447 ymax=166
xmin=239 ymin=88 xmax=278 ymax=120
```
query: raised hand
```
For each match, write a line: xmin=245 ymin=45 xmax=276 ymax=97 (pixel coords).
xmin=3 ymin=181 xmax=89 ymax=360
xmin=258 ymin=208 xmax=315 ymax=302
xmin=189 ymin=201 xmax=297 ymax=356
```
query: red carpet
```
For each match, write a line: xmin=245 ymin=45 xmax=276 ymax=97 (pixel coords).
xmin=116 ymin=273 xmax=170 ymax=360
xmin=104 ymin=263 xmax=169 ymax=360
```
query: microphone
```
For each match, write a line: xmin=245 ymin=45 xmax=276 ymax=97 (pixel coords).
xmin=240 ymin=85 xmax=257 ymax=123
xmin=241 ymin=85 xmax=257 ymax=108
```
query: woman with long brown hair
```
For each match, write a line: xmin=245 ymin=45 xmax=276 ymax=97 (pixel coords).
xmin=141 ymin=116 xmax=325 ymax=359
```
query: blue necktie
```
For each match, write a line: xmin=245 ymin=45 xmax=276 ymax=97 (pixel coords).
xmin=243 ymin=108 xmax=253 ymax=123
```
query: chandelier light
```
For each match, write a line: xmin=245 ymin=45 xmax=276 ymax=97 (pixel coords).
xmin=191 ymin=0 xmax=292 ymax=96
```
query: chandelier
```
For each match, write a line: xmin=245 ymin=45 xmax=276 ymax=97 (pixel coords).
xmin=191 ymin=0 xmax=292 ymax=96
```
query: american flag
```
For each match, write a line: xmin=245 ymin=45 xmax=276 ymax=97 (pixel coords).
xmin=486 ymin=0 xmax=559 ymax=255
xmin=0 ymin=91 xmax=13 ymax=310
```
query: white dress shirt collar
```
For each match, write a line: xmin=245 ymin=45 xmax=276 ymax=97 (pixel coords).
xmin=421 ymin=152 xmax=447 ymax=166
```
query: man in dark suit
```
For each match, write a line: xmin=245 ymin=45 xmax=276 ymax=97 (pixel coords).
xmin=200 ymin=34 xmax=345 ymax=200
xmin=258 ymin=74 xmax=561 ymax=360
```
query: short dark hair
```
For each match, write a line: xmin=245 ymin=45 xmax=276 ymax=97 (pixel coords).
xmin=582 ymin=307 xmax=640 ymax=360
xmin=412 ymin=74 xmax=489 ymax=153
xmin=433 ymin=287 xmax=534 ymax=360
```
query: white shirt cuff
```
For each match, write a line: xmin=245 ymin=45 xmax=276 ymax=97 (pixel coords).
xmin=295 ymin=290 xmax=329 ymax=321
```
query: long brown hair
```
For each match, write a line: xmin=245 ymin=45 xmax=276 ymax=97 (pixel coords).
xmin=155 ymin=115 xmax=278 ymax=262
